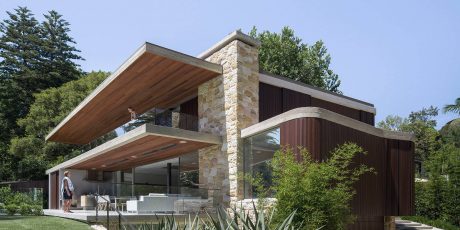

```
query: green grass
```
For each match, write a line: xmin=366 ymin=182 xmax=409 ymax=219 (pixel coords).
xmin=401 ymin=216 xmax=459 ymax=230
xmin=0 ymin=216 xmax=91 ymax=230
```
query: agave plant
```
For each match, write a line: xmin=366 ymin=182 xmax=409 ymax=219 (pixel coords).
xmin=123 ymin=203 xmax=299 ymax=230
xmin=206 ymin=203 xmax=297 ymax=230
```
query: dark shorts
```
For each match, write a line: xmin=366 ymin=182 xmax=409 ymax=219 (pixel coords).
xmin=63 ymin=191 xmax=72 ymax=200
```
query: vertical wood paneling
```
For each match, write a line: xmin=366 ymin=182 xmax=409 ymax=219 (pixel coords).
xmin=398 ymin=140 xmax=415 ymax=215
xmin=279 ymin=117 xmax=414 ymax=229
xmin=259 ymin=83 xmax=375 ymax=125
xmin=180 ymin=97 xmax=198 ymax=131
xmin=180 ymin=97 xmax=198 ymax=116
xmin=385 ymin=140 xmax=399 ymax=215
xmin=50 ymin=171 xmax=59 ymax=209
xmin=280 ymin=118 xmax=320 ymax=160
xmin=359 ymin=110 xmax=375 ymax=125
xmin=385 ymin=140 xmax=415 ymax=216
xmin=282 ymin=88 xmax=311 ymax=112
xmin=311 ymin=97 xmax=361 ymax=121
xmin=318 ymin=119 xmax=386 ymax=218
xmin=259 ymin=83 xmax=283 ymax=121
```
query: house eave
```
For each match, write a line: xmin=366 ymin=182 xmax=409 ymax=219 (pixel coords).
xmin=45 ymin=124 xmax=221 ymax=174
xmin=241 ymin=107 xmax=414 ymax=141
xmin=46 ymin=42 xmax=223 ymax=145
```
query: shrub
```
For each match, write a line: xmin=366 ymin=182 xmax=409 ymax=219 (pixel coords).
xmin=0 ymin=186 xmax=43 ymax=216
xmin=31 ymin=205 xmax=43 ymax=216
xmin=0 ymin=186 xmax=13 ymax=204
xmin=415 ymin=144 xmax=460 ymax=227
xmin=19 ymin=204 xmax=32 ymax=215
xmin=5 ymin=204 xmax=18 ymax=215
xmin=271 ymin=143 xmax=374 ymax=229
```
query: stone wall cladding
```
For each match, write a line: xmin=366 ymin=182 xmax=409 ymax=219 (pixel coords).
xmin=198 ymin=39 xmax=259 ymax=207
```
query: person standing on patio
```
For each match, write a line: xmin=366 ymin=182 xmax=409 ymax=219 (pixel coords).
xmin=61 ymin=171 xmax=74 ymax=213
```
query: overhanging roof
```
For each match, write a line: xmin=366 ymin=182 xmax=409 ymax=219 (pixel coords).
xmin=46 ymin=124 xmax=221 ymax=174
xmin=241 ymin=107 xmax=414 ymax=141
xmin=46 ymin=43 xmax=223 ymax=145
xmin=259 ymin=72 xmax=376 ymax=114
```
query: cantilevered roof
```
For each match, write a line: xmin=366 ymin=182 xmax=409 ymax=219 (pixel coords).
xmin=241 ymin=107 xmax=414 ymax=141
xmin=259 ymin=72 xmax=376 ymax=114
xmin=46 ymin=43 xmax=223 ymax=145
xmin=46 ymin=124 xmax=221 ymax=173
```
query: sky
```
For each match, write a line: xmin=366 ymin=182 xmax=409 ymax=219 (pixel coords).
xmin=1 ymin=0 xmax=458 ymax=129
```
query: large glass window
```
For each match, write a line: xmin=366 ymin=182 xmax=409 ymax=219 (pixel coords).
xmin=243 ymin=127 xmax=280 ymax=198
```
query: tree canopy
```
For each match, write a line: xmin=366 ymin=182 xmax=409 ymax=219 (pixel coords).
xmin=9 ymin=71 xmax=116 ymax=180
xmin=443 ymin=97 xmax=460 ymax=115
xmin=378 ymin=106 xmax=440 ymax=164
xmin=0 ymin=7 xmax=83 ymax=180
xmin=250 ymin=26 xmax=341 ymax=93
xmin=378 ymin=102 xmax=460 ymax=227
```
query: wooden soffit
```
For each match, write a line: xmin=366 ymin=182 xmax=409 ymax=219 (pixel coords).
xmin=46 ymin=43 xmax=222 ymax=144
xmin=46 ymin=124 xmax=221 ymax=173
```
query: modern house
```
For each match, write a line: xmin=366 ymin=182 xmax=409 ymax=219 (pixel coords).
xmin=45 ymin=31 xmax=414 ymax=229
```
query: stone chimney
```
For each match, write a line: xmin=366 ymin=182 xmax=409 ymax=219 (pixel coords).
xmin=197 ymin=31 xmax=260 ymax=206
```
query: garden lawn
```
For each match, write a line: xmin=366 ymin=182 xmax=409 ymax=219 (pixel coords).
xmin=0 ymin=216 xmax=91 ymax=230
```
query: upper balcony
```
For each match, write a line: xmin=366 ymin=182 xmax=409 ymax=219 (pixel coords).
xmin=46 ymin=42 xmax=222 ymax=145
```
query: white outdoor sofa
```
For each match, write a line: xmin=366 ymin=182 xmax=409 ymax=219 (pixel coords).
xmin=126 ymin=193 xmax=207 ymax=213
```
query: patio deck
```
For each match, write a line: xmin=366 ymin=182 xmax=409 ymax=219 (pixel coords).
xmin=43 ymin=209 xmax=188 ymax=223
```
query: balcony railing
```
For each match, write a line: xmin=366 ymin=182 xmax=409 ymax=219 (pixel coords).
xmin=120 ymin=110 xmax=198 ymax=135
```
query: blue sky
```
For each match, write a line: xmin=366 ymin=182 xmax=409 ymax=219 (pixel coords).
xmin=1 ymin=1 xmax=458 ymax=128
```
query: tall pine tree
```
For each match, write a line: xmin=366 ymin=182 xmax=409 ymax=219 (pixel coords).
xmin=0 ymin=7 xmax=83 ymax=180
xmin=40 ymin=10 xmax=82 ymax=86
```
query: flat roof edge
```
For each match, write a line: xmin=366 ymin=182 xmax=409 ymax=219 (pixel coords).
xmin=144 ymin=43 xmax=223 ymax=74
xmin=197 ymin=30 xmax=261 ymax=59
xmin=46 ymin=42 xmax=223 ymax=143
xmin=46 ymin=125 xmax=149 ymax=174
xmin=241 ymin=107 xmax=414 ymax=142
xmin=45 ymin=43 xmax=148 ymax=143
xmin=144 ymin=124 xmax=222 ymax=145
xmin=46 ymin=124 xmax=221 ymax=174
xmin=259 ymin=72 xmax=376 ymax=114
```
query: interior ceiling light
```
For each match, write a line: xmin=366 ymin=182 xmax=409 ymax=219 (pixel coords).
xmin=131 ymin=155 xmax=138 ymax=159
xmin=179 ymin=140 xmax=187 ymax=144
xmin=101 ymin=164 xmax=106 ymax=168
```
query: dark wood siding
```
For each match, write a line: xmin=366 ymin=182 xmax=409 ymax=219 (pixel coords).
xmin=385 ymin=140 xmax=415 ymax=216
xmin=310 ymin=97 xmax=361 ymax=121
xmin=259 ymin=83 xmax=282 ymax=121
xmin=259 ymin=82 xmax=375 ymax=125
xmin=179 ymin=97 xmax=198 ymax=131
xmin=180 ymin=97 xmax=198 ymax=116
xmin=360 ymin=110 xmax=375 ymax=126
xmin=50 ymin=171 xmax=59 ymax=209
xmin=397 ymin=140 xmax=415 ymax=215
xmin=385 ymin=139 xmax=399 ymax=215
xmin=279 ymin=117 xmax=414 ymax=229
xmin=282 ymin=88 xmax=311 ymax=112
xmin=318 ymin=119 xmax=386 ymax=218
xmin=280 ymin=117 xmax=320 ymax=160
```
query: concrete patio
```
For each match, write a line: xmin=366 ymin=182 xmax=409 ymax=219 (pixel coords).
xmin=43 ymin=209 xmax=188 ymax=223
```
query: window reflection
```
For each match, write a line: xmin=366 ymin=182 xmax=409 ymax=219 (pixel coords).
xmin=243 ymin=127 xmax=280 ymax=198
